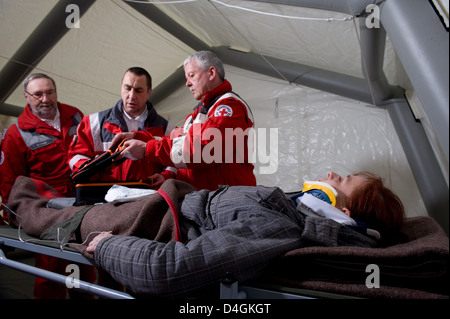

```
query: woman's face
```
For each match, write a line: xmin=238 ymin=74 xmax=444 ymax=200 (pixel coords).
xmin=319 ymin=171 xmax=367 ymax=199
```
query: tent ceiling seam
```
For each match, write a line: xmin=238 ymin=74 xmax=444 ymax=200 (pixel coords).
xmin=209 ymin=0 xmax=294 ymax=83
xmin=114 ymin=0 xmax=193 ymax=55
xmin=0 ymin=0 xmax=97 ymax=111
xmin=210 ymin=0 xmax=354 ymax=21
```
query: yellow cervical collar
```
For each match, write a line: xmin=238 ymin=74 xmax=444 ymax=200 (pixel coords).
xmin=302 ymin=181 xmax=338 ymax=207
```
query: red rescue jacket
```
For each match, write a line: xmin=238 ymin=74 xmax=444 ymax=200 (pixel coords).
xmin=135 ymin=80 xmax=257 ymax=190
xmin=68 ymin=100 xmax=175 ymax=182
xmin=0 ymin=103 xmax=83 ymax=202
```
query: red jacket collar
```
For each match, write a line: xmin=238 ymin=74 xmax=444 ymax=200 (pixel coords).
xmin=18 ymin=102 xmax=77 ymax=133
xmin=202 ymin=80 xmax=232 ymax=107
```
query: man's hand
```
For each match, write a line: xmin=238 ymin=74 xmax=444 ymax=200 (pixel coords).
xmin=109 ymin=132 xmax=135 ymax=151
xmin=86 ymin=232 xmax=113 ymax=254
xmin=116 ymin=139 xmax=147 ymax=161
xmin=149 ymin=173 xmax=165 ymax=188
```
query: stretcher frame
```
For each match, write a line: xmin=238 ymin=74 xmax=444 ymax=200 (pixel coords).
xmin=3 ymin=218 xmax=446 ymax=299
xmin=1 ymin=224 xmax=345 ymax=299
xmin=219 ymin=278 xmax=357 ymax=299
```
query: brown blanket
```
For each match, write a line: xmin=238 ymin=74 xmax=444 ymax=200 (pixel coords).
xmin=264 ymin=215 xmax=449 ymax=298
xmin=6 ymin=176 xmax=196 ymax=257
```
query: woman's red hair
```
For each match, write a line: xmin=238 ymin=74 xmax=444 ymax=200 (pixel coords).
xmin=347 ymin=172 xmax=405 ymax=234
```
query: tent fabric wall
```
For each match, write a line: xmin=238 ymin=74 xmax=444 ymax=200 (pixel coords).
xmin=0 ymin=0 xmax=448 ymax=230
xmin=156 ymin=65 xmax=427 ymax=218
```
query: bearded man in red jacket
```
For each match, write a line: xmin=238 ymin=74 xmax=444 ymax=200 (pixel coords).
xmin=0 ymin=73 xmax=95 ymax=299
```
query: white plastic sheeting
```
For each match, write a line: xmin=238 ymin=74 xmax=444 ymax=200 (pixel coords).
xmin=157 ymin=65 xmax=427 ymax=218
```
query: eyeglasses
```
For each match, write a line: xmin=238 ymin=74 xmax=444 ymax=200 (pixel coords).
xmin=25 ymin=90 xmax=56 ymax=100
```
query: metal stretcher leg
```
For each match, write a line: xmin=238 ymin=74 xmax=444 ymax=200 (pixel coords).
xmin=220 ymin=278 xmax=316 ymax=299
xmin=220 ymin=280 xmax=247 ymax=299
xmin=219 ymin=272 xmax=315 ymax=299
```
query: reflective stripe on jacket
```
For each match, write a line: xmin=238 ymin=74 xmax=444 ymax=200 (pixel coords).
xmin=142 ymin=80 xmax=257 ymax=190
xmin=68 ymin=100 xmax=174 ymax=182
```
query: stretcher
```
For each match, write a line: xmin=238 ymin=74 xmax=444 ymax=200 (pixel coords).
xmin=1 ymin=173 xmax=448 ymax=299
xmin=0 ymin=222 xmax=329 ymax=299
xmin=0 ymin=224 xmax=355 ymax=299
xmin=1 ymin=213 xmax=448 ymax=299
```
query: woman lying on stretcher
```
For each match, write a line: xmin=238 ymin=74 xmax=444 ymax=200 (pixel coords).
xmin=82 ymin=171 xmax=405 ymax=297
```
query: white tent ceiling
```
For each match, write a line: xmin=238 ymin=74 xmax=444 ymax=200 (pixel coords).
xmin=0 ymin=0 xmax=448 ymax=231
xmin=0 ymin=0 xmax=407 ymax=114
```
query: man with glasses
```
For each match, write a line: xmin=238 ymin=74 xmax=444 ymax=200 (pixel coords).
xmin=0 ymin=73 xmax=82 ymax=205
xmin=0 ymin=73 xmax=95 ymax=299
